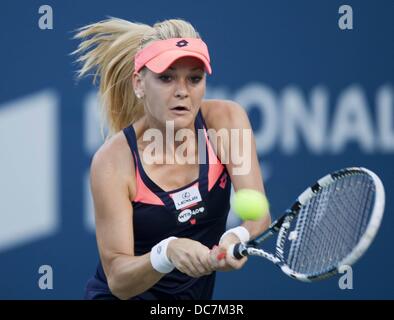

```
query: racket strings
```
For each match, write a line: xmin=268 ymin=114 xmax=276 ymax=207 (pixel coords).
xmin=308 ymin=175 xmax=372 ymax=273
xmin=287 ymin=186 xmax=333 ymax=274
xmin=302 ymin=175 xmax=372 ymax=274
xmin=285 ymin=173 xmax=375 ymax=276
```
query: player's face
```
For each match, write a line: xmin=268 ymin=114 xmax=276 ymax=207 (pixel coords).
xmin=139 ymin=57 xmax=206 ymax=130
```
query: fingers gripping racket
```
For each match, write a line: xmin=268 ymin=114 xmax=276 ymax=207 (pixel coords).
xmin=228 ymin=167 xmax=385 ymax=282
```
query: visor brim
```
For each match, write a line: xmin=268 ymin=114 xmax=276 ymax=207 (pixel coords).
xmin=145 ymin=51 xmax=212 ymax=75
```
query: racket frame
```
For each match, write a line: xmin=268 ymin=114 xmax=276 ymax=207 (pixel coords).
xmin=231 ymin=167 xmax=385 ymax=282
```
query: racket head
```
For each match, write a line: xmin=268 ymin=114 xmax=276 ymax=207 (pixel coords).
xmin=276 ymin=167 xmax=385 ymax=282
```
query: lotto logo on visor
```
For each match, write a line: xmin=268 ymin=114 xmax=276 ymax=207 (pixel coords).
xmin=134 ymin=38 xmax=212 ymax=75
xmin=176 ymin=40 xmax=188 ymax=47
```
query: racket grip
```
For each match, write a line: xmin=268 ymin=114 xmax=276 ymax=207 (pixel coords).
xmin=230 ymin=243 xmax=247 ymax=260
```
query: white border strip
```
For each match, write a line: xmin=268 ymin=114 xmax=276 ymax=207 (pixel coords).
xmin=298 ymin=187 xmax=313 ymax=205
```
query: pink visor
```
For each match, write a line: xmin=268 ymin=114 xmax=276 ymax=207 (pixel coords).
xmin=134 ymin=38 xmax=212 ymax=75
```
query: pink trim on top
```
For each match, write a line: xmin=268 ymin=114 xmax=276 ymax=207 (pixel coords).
xmin=132 ymin=128 xmax=226 ymax=204
xmin=202 ymin=129 xmax=225 ymax=191
xmin=133 ymin=153 xmax=164 ymax=206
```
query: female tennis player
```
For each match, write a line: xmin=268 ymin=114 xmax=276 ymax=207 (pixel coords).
xmin=73 ymin=17 xmax=271 ymax=300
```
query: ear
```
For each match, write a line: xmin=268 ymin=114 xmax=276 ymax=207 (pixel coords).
xmin=132 ymin=71 xmax=145 ymax=98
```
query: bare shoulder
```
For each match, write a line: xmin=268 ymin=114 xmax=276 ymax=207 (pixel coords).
xmin=201 ymin=99 xmax=249 ymax=130
xmin=90 ymin=130 xmax=136 ymax=200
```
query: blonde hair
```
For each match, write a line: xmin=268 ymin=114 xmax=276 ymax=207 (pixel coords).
xmin=71 ymin=17 xmax=201 ymax=140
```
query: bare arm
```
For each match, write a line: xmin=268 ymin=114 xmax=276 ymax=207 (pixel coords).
xmin=203 ymin=100 xmax=272 ymax=235
xmin=90 ymin=134 xmax=164 ymax=300
xmin=223 ymin=100 xmax=271 ymax=236
xmin=203 ymin=100 xmax=272 ymax=269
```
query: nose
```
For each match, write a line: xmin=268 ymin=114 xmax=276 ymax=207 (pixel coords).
xmin=174 ymin=78 xmax=188 ymax=98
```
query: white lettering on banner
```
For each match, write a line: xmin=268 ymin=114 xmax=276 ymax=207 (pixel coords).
xmin=281 ymin=86 xmax=328 ymax=154
xmin=234 ymin=83 xmax=278 ymax=152
xmin=230 ymin=84 xmax=394 ymax=155
xmin=331 ymin=86 xmax=374 ymax=153
xmin=377 ymin=85 xmax=394 ymax=151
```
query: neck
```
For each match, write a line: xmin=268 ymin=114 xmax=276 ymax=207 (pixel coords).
xmin=139 ymin=115 xmax=199 ymax=165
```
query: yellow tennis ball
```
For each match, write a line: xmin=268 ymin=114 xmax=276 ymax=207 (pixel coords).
xmin=231 ymin=189 xmax=269 ymax=221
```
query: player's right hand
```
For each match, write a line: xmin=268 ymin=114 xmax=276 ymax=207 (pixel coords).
xmin=167 ymin=238 xmax=216 ymax=278
xmin=209 ymin=233 xmax=248 ymax=272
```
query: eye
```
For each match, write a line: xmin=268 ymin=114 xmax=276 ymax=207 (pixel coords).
xmin=159 ymin=75 xmax=172 ymax=82
xmin=190 ymin=76 xmax=203 ymax=84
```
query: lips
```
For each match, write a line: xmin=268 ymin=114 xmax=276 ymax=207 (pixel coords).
xmin=170 ymin=105 xmax=189 ymax=111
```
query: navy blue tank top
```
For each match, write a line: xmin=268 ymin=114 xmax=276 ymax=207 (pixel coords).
xmin=85 ymin=109 xmax=231 ymax=300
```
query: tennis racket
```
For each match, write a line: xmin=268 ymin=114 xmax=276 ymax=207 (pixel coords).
xmin=227 ymin=167 xmax=385 ymax=282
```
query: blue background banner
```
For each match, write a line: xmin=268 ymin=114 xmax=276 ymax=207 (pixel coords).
xmin=0 ymin=0 xmax=393 ymax=299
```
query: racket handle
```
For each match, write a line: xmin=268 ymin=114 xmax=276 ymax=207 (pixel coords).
xmin=230 ymin=243 xmax=248 ymax=260
xmin=214 ymin=243 xmax=248 ymax=261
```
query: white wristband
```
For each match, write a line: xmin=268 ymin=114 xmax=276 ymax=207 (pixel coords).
xmin=150 ymin=236 xmax=178 ymax=274
xmin=219 ymin=226 xmax=250 ymax=244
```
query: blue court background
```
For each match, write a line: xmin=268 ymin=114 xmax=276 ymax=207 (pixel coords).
xmin=0 ymin=0 xmax=393 ymax=299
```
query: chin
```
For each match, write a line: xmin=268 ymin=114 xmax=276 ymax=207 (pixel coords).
xmin=166 ymin=112 xmax=194 ymax=129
